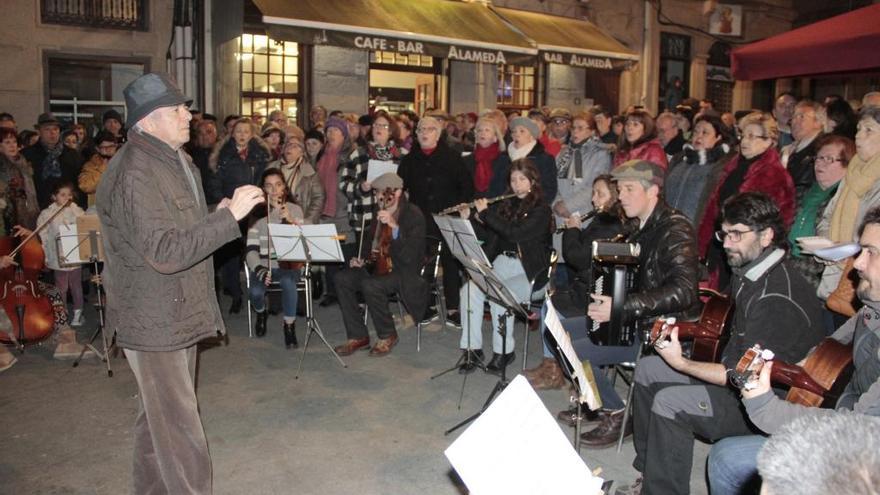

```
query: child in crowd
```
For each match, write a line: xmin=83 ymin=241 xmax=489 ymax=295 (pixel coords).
xmin=37 ymin=181 xmax=86 ymax=326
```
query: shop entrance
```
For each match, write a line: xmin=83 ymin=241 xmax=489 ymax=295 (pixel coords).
xmin=369 ymin=51 xmax=440 ymax=114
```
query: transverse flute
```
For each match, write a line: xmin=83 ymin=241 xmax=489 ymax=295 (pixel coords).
xmin=439 ymin=193 xmax=516 ymax=215
xmin=555 ymin=206 xmax=605 ymax=233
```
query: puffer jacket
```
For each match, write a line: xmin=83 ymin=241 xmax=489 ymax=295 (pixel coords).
xmin=613 ymin=138 xmax=668 ymax=170
xmin=207 ymin=137 xmax=271 ymax=200
xmin=622 ymin=200 xmax=701 ymax=328
xmin=96 ymin=128 xmax=241 ymax=351
xmin=665 ymin=142 xmax=736 ymax=228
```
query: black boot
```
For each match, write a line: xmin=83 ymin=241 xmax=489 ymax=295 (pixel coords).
xmin=283 ymin=321 xmax=298 ymax=349
xmin=486 ymin=352 xmax=516 ymax=375
xmin=229 ymin=296 xmax=242 ymax=314
xmin=255 ymin=311 xmax=267 ymax=337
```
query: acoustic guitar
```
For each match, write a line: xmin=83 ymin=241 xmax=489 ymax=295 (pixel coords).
xmin=648 ymin=290 xmax=732 ymax=363
xmin=729 ymin=338 xmax=853 ymax=407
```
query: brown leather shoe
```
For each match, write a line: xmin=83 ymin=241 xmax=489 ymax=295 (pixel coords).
xmin=530 ymin=359 xmax=566 ymax=390
xmin=369 ymin=333 xmax=398 ymax=357
xmin=523 ymin=358 xmax=554 ymax=381
xmin=334 ymin=338 xmax=370 ymax=356
xmin=580 ymin=409 xmax=632 ymax=448
xmin=556 ymin=405 xmax=603 ymax=428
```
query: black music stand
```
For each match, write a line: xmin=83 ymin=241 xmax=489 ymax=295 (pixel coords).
xmin=57 ymin=221 xmax=114 ymax=377
xmin=267 ymin=223 xmax=346 ymax=377
xmin=445 ymin=258 xmax=529 ymax=436
xmin=430 ymin=215 xmax=494 ymax=404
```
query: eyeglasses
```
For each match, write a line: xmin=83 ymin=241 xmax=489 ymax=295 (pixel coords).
xmin=373 ymin=123 xmax=390 ymax=129
xmin=740 ymin=133 xmax=768 ymax=141
xmin=714 ymin=229 xmax=755 ymax=243
xmin=416 ymin=126 xmax=439 ymax=134
xmin=815 ymin=155 xmax=843 ymax=164
xmin=551 ymin=119 xmax=570 ymax=125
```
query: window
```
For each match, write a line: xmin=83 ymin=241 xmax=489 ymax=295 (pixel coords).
xmin=497 ymin=64 xmax=535 ymax=110
xmin=47 ymin=56 xmax=145 ymax=131
xmin=370 ymin=51 xmax=434 ymax=68
xmin=41 ymin=0 xmax=147 ymax=30
xmin=238 ymin=34 xmax=300 ymax=123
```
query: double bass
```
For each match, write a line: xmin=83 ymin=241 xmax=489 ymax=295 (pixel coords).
xmin=0 ymin=200 xmax=72 ymax=349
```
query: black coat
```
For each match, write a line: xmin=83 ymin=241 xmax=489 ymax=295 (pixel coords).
xmin=208 ymin=138 xmax=271 ymax=201
xmin=487 ymin=140 xmax=558 ymax=202
xmin=786 ymin=136 xmax=821 ymax=205
xmin=398 ymin=141 xmax=473 ymax=234
xmin=622 ymin=201 xmax=702 ymax=329
xmin=475 ymin=197 xmax=552 ymax=284
xmin=189 ymin=146 xmax=221 ymax=205
xmin=22 ymin=142 xmax=85 ymax=208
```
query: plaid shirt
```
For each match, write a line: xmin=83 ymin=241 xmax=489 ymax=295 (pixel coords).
xmin=339 ymin=142 xmax=406 ymax=232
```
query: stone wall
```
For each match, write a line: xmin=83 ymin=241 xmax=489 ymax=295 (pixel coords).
xmin=449 ymin=61 xmax=497 ymax=114
xmin=312 ymin=46 xmax=370 ymax=115
xmin=0 ymin=0 xmax=173 ymax=129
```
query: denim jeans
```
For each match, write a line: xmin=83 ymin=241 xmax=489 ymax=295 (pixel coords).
xmin=248 ymin=267 xmax=301 ymax=317
xmin=460 ymin=255 xmax=530 ymax=354
xmin=707 ymin=435 xmax=765 ymax=495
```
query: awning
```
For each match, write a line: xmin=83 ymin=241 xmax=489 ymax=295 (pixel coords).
xmin=253 ymin=0 xmax=538 ymax=66
xmin=731 ymin=4 xmax=880 ymax=80
xmin=492 ymin=6 xmax=638 ymax=70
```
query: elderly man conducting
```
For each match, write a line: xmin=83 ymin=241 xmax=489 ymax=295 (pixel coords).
xmin=97 ymin=73 xmax=264 ymax=494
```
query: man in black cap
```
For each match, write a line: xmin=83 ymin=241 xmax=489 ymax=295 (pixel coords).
xmin=22 ymin=112 xmax=85 ymax=208
xmin=96 ymin=72 xmax=265 ymax=494
xmin=332 ymin=172 xmax=428 ymax=358
xmin=101 ymin=109 xmax=126 ymax=145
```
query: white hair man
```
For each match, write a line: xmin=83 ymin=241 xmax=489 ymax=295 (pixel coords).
xmin=781 ymin=99 xmax=826 ymax=203
xmin=96 ymin=73 xmax=264 ymax=494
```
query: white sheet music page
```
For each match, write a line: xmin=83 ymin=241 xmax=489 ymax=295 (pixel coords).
xmin=366 ymin=159 xmax=398 ymax=183
xmin=544 ymin=299 xmax=602 ymax=410
xmin=444 ymin=375 xmax=603 ymax=495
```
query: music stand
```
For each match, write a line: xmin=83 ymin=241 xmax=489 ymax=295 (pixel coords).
xmin=430 ymin=215 xmax=493 ymax=399
xmin=445 ymin=258 xmax=529 ymax=436
xmin=55 ymin=215 xmax=114 ymax=377
xmin=266 ymin=223 xmax=345 ymax=377
xmin=543 ymin=298 xmax=603 ymax=452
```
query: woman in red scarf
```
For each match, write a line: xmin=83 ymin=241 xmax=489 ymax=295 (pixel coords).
xmin=464 ymin=118 xmax=505 ymax=198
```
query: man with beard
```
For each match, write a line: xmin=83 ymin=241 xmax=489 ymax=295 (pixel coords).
xmin=707 ymin=205 xmax=880 ymax=495
xmin=618 ymin=192 xmax=824 ymax=495
xmin=78 ymin=131 xmax=117 ymax=208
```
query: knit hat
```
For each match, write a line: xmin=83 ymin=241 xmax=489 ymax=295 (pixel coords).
xmin=304 ymin=129 xmax=325 ymax=143
xmin=510 ymin=117 xmax=540 ymax=140
xmin=103 ymin=109 xmax=123 ymax=125
xmin=324 ymin=117 xmax=349 ymax=141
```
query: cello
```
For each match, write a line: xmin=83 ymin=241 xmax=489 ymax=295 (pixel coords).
xmin=0 ymin=200 xmax=72 ymax=350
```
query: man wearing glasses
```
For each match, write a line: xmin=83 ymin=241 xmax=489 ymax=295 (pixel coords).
xmin=619 ymin=192 xmax=824 ymax=495
xmin=398 ymin=115 xmax=473 ymax=327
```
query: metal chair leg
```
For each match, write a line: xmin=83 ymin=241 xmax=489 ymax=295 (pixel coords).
xmin=617 ymin=348 xmax=644 ymax=452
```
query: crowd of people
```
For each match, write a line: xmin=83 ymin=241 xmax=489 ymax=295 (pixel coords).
xmin=1 ymin=82 xmax=880 ymax=495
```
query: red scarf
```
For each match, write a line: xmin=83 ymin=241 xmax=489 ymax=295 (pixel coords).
xmin=421 ymin=146 xmax=436 ymax=156
xmin=473 ymin=142 xmax=500 ymax=194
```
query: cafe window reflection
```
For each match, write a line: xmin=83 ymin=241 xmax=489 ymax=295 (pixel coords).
xmin=237 ymin=34 xmax=300 ymax=123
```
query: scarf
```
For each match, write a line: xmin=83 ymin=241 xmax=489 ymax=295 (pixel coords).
xmin=508 ymin=140 xmax=536 ymax=162
xmin=830 ymin=152 xmax=880 ymax=242
xmin=317 ymin=146 xmax=340 ymax=217
xmin=369 ymin=141 xmax=401 ymax=162
xmin=40 ymin=143 xmax=63 ymax=181
xmin=557 ymin=138 xmax=589 ymax=179
xmin=473 ymin=142 xmax=500 ymax=194
xmin=281 ymin=156 xmax=305 ymax=200
xmin=682 ymin=142 xmax=730 ymax=166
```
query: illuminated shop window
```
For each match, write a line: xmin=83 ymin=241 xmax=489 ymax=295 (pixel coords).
xmin=370 ymin=51 xmax=434 ymax=67
xmin=238 ymin=34 xmax=299 ymax=122
xmin=497 ymin=64 xmax=535 ymax=110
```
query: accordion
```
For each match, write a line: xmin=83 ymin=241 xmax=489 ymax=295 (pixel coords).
xmin=586 ymin=241 xmax=640 ymax=346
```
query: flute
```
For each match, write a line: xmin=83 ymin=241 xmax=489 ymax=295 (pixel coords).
xmin=555 ymin=207 xmax=605 ymax=233
xmin=439 ymin=193 xmax=516 ymax=215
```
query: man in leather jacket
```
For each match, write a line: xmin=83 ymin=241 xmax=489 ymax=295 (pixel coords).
xmin=577 ymin=160 xmax=701 ymax=448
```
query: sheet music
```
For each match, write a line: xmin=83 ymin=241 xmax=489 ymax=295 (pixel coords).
xmin=544 ymin=299 xmax=602 ymax=410
xmin=266 ymin=223 xmax=343 ymax=262
xmin=56 ymin=223 xmax=83 ymax=266
xmin=366 ymin=159 xmax=398 ymax=183
xmin=445 ymin=375 xmax=604 ymax=495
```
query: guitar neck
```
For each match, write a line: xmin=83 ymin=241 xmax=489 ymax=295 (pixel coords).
xmin=769 ymin=360 xmax=826 ymax=397
xmin=673 ymin=322 xmax=720 ymax=341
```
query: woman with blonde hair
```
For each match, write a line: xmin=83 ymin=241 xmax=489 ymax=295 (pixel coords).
xmin=464 ymin=117 xmax=506 ymax=198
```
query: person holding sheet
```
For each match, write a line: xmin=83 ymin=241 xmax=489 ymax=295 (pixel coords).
xmin=456 ymin=158 xmax=553 ymax=375
xmin=246 ymin=169 xmax=305 ymax=348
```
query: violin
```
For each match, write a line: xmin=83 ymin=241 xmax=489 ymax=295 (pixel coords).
xmin=0 ymin=201 xmax=72 ymax=349
xmin=265 ymin=193 xmax=305 ymax=272
xmin=363 ymin=187 xmax=395 ymax=276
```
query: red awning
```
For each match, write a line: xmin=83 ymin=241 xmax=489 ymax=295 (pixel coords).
xmin=731 ymin=4 xmax=880 ymax=80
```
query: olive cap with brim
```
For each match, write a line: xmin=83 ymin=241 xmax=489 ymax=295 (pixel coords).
xmin=611 ymin=160 xmax=665 ymax=187
xmin=372 ymin=172 xmax=403 ymax=190
xmin=123 ymin=72 xmax=193 ymax=128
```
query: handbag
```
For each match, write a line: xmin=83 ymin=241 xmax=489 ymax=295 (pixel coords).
xmin=825 ymin=257 xmax=859 ymax=317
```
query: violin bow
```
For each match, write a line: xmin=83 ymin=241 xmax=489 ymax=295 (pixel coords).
xmin=9 ymin=199 xmax=72 ymax=259
xmin=265 ymin=191 xmax=273 ymax=272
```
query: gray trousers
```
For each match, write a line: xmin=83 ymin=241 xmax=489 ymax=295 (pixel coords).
xmin=124 ymin=346 xmax=212 ymax=494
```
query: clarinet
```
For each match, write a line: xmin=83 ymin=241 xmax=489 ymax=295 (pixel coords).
xmin=555 ymin=207 xmax=605 ymax=233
